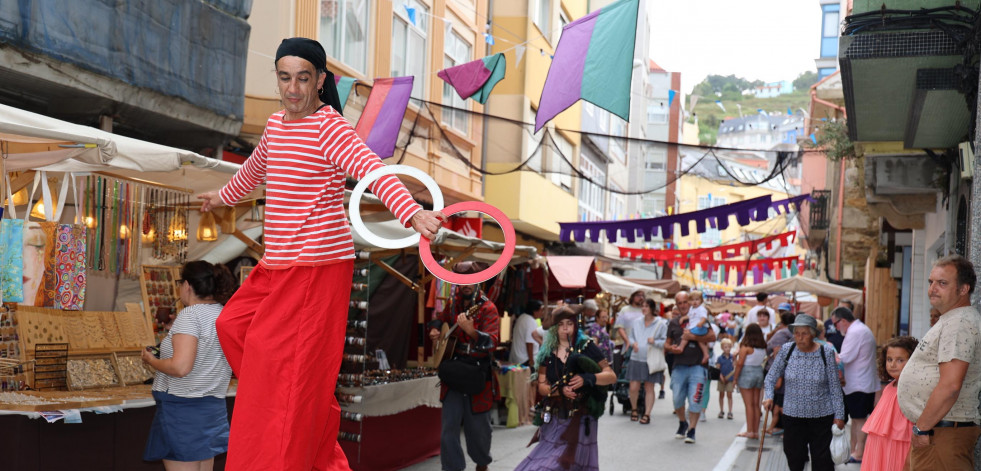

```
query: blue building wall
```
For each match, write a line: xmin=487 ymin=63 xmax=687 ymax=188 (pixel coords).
xmin=0 ymin=0 xmax=251 ymax=120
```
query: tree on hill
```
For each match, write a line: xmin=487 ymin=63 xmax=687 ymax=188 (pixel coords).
xmin=692 ymin=75 xmax=764 ymax=101
xmin=793 ymin=71 xmax=819 ymax=91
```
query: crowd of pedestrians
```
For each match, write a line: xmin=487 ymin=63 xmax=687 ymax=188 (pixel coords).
xmin=502 ymin=254 xmax=981 ymax=471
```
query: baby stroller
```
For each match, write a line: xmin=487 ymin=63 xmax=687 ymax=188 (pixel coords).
xmin=609 ymin=344 xmax=645 ymax=415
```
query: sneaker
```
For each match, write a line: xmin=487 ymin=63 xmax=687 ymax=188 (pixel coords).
xmin=685 ymin=428 xmax=696 ymax=444
xmin=659 ymin=390 xmax=665 ymax=399
xmin=675 ymin=421 xmax=688 ymax=439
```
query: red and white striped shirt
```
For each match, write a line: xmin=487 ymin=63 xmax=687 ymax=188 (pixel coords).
xmin=219 ymin=107 xmax=422 ymax=269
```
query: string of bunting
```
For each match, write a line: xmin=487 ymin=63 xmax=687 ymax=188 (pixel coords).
xmin=558 ymin=194 xmax=812 ymax=243
xmin=618 ymin=231 xmax=797 ymax=263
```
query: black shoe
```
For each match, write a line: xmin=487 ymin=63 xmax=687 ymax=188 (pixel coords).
xmin=659 ymin=390 xmax=665 ymax=399
xmin=675 ymin=420 xmax=688 ymax=439
xmin=685 ymin=428 xmax=696 ymax=444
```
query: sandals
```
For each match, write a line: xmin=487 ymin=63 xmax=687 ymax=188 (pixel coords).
xmin=727 ymin=412 xmax=733 ymax=420
xmin=630 ymin=411 xmax=640 ymax=422
xmin=718 ymin=412 xmax=725 ymax=419
xmin=639 ymin=414 xmax=651 ymax=425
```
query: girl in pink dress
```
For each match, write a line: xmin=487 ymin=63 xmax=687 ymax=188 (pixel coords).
xmin=861 ymin=336 xmax=919 ymax=471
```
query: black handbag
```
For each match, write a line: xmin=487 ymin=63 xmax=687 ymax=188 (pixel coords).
xmin=437 ymin=356 xmax=489 ymax=395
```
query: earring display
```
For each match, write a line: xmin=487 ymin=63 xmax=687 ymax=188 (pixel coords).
xmin=139 ymin=265 xmax=182 ymax=342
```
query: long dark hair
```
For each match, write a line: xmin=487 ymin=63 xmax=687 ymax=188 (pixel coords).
xmin=181 ymin=260 xmax=237 ymax=305
xmin=878 ymin=336 xmax=919 ymax=382
xmin=740 ymin=324 xmax=767 ymax=349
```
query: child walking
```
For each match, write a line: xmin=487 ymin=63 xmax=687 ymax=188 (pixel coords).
xmin=860 ymin=336 xmax=919 ymax=471
xmin=715 ymin=338 xmax=735 ymax=419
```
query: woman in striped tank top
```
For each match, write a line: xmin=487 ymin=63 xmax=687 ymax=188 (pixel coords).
xmin=143 ymin=261 xmax=237 ymax=470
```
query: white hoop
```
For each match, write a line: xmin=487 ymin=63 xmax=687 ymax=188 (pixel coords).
xmin=348 ymin=165 xmax=444 ymax=249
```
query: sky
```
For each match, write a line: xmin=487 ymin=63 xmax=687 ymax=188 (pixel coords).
xmin=647 ymin=0 xmax=824 ymax=95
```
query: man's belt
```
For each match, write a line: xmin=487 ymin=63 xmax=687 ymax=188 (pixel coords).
xmin=935 ymin=420 xmax=978 ymax=428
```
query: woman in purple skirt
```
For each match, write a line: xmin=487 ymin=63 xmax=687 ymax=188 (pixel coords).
xmin=517 ymin=306 xmax=617 ymax=471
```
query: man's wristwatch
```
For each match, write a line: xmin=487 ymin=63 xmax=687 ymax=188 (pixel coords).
xmin=912 ymin=425 xmax=934 ymax=436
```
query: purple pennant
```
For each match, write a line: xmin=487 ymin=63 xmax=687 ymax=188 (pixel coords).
xmin=753 ymin=267 xmax=762 ymax=284
xmin=558 ymin=195 xmax=772 ymax=243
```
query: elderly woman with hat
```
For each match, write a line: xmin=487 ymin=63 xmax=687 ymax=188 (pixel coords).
xmin=763 ymin=314 xmax=846 ymax=471
xmin=516 ymin=306 xmax=616 ymax=471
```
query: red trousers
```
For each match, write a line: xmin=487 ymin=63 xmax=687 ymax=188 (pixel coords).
xmin=217 ymin=262 xmax=354 ymax=471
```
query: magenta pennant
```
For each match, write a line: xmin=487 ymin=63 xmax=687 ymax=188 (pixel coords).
xmin=437 ymin=53 xmax=506 ymax=104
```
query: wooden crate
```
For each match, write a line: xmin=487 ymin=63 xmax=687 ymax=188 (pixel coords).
xmin=66 ymin=353 xmax=123 ymax=391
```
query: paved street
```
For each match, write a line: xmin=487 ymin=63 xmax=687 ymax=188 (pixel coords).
xmin=404 ymin=380 xmax=866 ymax=471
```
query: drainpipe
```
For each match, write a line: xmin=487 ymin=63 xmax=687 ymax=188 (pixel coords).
xmin=835 ymin=158 xmax=846 ymax=278
xmin=971 ymin=61 xmax=981 ymax=305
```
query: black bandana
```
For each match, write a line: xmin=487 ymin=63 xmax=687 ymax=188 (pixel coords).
xmin=275 ymin=38 xmax=343 ymax=113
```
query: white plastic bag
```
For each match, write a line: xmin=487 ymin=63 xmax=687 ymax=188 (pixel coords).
xmin=830 ymin=424 xmax=849 ymax=465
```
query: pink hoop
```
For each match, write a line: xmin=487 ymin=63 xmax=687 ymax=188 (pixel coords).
xmin=419 ymin=201 xmax=516 ymax=285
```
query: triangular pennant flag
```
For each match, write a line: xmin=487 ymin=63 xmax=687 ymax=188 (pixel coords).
xmin=355 ymin=76 xmax=414 ymax=159
xmin=534 ymin=0 xmax=639 ymax=131
xmin=689 ymin=94 xmax=700 ymax=111
xmin=514 ymin=45 xmax=526 ymax=67
xmin=483 ymin=32 xmax=495 ymax=45
xmin=404 ymin=6 xmax=417 ymax=26
xmin=333 ymin=76 xmax=356 ymax=113
xmin=437 ymin=53 xmax=506 ymax=104
xmin=668 ymin=90 xmax=676 ymax=107
xmin=715 ymin=100 xmax=726 ymax=112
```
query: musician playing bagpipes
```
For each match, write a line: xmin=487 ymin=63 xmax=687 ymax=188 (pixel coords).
xmin=516 ymin=305 xmax=617 ymax=471
xmin=427 ymin=262 xmax=500 ymax=471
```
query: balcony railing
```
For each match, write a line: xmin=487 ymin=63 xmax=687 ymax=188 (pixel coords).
xmin=810 ymin=190 xmax=831 ymax=230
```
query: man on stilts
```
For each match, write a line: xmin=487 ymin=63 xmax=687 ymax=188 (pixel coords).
xmin=198 ymin=38 xmax=446 ymax=471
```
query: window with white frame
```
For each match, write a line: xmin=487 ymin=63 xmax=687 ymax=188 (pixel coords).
xmin=610 ymin=186 xmax=625 ymax=221
xmin=578 ymin=154 xmax=606 ymax=222
xmin=535 ymin=0 xmax=551 ymax=37
xmin=526 ymin=130 xmax=544 ymax=174
xmin=550 ymin=134 xmax=574 ymax=191
xmin=319 ymin=0 xmax=369 ymax=74
xmin=392 ymin=0 xmax=428 ymax=99
xmin=556 ymin=10 xmax=569 ymax=45
xmin=442 ymin=30 xmax=471 ymax=132
xmin=641 ymin=196 xmax=664 ymax=217
xmin=648 ymin=102 xmax=668 ymax=124
xmin=644 ymin=150 xmax=667 ymax=190
xmin=697 ymin=195 xmax=726 ymax=247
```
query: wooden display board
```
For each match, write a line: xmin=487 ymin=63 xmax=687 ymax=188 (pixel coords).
xmin=15 ymin=306 xmax=154 ymax=358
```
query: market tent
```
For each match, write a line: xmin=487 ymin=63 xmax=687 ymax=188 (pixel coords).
xmin=734 ymin=275 xmax=863 ymax=304
xmin=595 ymin=272 xmax=667 ymax=301
xmin=348 ymin=215 xmax=539 ymax=266
xmin=0 ymin=103 xmax=238 ymax=175
xmin=624 ymin=277 xmax=682 ymax=296
xmin=530 ymin=256 xmax=602 ymax=301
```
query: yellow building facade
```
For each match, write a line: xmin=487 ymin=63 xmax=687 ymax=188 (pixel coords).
xmin=483 ymin=1 xmax=585 ymax=241
xmin=242 ymin=0 xmax=491 ymax=206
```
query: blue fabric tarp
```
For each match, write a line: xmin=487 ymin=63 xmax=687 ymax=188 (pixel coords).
xmin=0 ymin=0 xmax=251 ymax=120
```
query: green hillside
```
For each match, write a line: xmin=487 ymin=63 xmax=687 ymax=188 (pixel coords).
xmin=690 ymin=89 xmax=812 ymax=145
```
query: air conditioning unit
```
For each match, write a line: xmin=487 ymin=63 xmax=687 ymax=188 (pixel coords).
xmin=958 ymin=141 xmax=975 ymax=179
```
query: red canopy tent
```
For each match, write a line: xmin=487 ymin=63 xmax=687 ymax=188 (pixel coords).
xmin=531 ymin=256 xmax=602 ymax=302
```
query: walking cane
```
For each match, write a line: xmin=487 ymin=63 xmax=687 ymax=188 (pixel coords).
xmin=755 ymin=407 xmax=771 ymax=471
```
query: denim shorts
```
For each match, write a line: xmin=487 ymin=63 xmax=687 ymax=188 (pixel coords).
xmin=670 ymin=364 xmax=707 ymax=413
xmin=737 ymin=365 xmax=764 ymax=389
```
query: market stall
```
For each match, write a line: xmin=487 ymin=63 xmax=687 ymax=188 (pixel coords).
xmin=337 ymin=211 xmax=539 ymax=470
xmin=0 ymin=104 xmax=246 ymax=470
